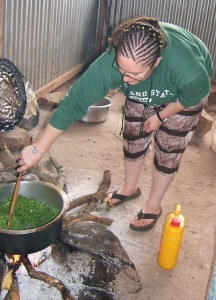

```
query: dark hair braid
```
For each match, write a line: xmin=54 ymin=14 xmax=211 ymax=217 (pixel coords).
xmin=109 ymin=16 xmax=166 ymax=67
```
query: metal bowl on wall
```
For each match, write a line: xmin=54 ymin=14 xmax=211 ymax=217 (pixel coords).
xmin=80 ymin=97 xmax=111 ymax=123
xmin=0 ymin=180 xmax=69 ymax=255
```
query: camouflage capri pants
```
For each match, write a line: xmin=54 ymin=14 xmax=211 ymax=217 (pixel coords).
xmin=123 ymin=96 xmax=208 ymax=174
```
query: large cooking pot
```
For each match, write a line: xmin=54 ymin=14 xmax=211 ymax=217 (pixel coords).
xmin=0 ymin=180 xmax=69 ymax=255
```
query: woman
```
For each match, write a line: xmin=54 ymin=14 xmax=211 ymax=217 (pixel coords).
xmin=18 ymin=16 xmax=214 ymax=231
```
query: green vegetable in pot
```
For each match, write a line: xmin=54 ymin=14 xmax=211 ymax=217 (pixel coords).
xmin=0 ymin=195 xmax=59 ymax=230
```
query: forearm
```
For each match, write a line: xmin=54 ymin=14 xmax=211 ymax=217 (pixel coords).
xmin=33 ymin=124 xmax=63 ymax=154
xmin=159 ymin=100 xmax=185 ymax=120
xmin=17 ymin=124 xmax=63 ymax=172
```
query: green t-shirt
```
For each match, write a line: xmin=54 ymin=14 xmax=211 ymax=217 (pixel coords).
xmin=49 ymin=23 xmax=214 ymax=130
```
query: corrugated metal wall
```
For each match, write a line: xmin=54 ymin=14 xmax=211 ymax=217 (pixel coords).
xmin=110 ymin=0 xmax=216 ymax=82
xmin=1 ymin=0 xmax=216 ymax=91
xmin=1 ymin=0 xmax=99 ymax=90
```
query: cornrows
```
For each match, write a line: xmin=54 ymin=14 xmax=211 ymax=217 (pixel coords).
xmin=112 ymin=22 xmax=164 ymax=67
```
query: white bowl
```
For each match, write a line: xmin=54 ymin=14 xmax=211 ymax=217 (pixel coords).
xmin=80 ymin=97 xmax=111 ymax=122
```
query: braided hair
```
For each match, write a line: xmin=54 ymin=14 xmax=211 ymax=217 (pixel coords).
xmin=109 ymin=16 xmax=166 ymax=67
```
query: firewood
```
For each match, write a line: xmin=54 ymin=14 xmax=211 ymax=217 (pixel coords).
xmin=64 ymin=214 xmax=113 ymax=227
xmin=21 ymin=256 xmax=75 ymax=300
xmin=0 ymin=142 xmax=17 ymax=171
xmin=0 ymin=252 xmax=5 ymax=289
xmin=1 ymin=269 xmax=13 ymax=290
xmin=6 ymin=275 xmax=20 ymax=300
xmin=0 ymin=170 xmax=112 ymax=299
xmin=63 ymin=170 xmax=112 ymax=227
xmin=2 ymin=269 xmax=20 ymax=300
xmin=49 ymin=156 xmax=66 ymax=190
xmin=65 ymin=169 xmax=111 ymax=212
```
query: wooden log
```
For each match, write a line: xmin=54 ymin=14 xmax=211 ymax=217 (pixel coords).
xmin=63 ymin=170 xmax=112 ymax=226
xmin=2 ymin=268 xmax=20 ymax=300
xmin=7 ymin=275 xmax=20 ymax=300
xmin=35 ymin=63 xmax=86 ymax=100
xmin=65 ymin=170 xmax=111 ymax=212
xmin=21 ymin=256 xmax=76 ymax=300
xmin=0 ymin=252 xmax=5 ymax=290
xmin=64 ymin=214 xmax=113 ymax=227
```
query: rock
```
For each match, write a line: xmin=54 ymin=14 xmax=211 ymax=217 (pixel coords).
xmin=0 ymin=127 xmax=29 ymax=151
xmin=0 ymin=172 xmax=17 ymax=182
xmin=18 ymin=79 xmax=40 ymax=131
xmin=21 ymin=173 xmax=40 ymax=180
xmin=38 ymin=92 xmax=64 ymax=109
xmin=193 ymin=114 xmax=212 ymax=138
xmin=52 ymin=221 xmax=142 ymax=299
xmin=209 ymin=84 xmax=216 ymax=106
xmin=206 ymin=84 xmax=216 ymax=114
xmin=210 ymin=119 xmax=216 ymax=153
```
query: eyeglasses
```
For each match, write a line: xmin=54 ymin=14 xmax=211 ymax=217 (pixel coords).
xmin=112 ymin=56 xmax=152 ymax=81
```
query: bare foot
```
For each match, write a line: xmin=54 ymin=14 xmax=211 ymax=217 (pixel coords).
xmin=104 ymin=187 xmax=140 ymax=206
xmin=130 ymin=206 xmax=162 ymax=229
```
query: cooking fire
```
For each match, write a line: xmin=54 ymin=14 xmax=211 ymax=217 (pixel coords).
xmin=1 ymin=250 xmax=75 ymax=300
xmin=0 ymin=170 xmax=124 ymax=300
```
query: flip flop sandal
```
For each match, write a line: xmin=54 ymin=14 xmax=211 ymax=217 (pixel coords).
xmin=0 ymin=58 xmax=27 ymax=132
xmin=130 ymin=208 xmax=162 ymax=231
xmin=105 ymin=187 xmax=141 ymax=207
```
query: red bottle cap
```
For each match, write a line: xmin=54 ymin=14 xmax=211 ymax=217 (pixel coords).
xmin=171 ymin=218 xmax=181 ymax=227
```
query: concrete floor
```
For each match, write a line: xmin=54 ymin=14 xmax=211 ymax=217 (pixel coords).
xmin=28 ymin=84 xmax=216 ymax=300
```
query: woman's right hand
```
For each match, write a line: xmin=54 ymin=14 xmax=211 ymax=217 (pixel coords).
xmin=16 ymin=124 xmax=64 ymax=172
xmin=17 ymin=144 xmax=45 ymax=172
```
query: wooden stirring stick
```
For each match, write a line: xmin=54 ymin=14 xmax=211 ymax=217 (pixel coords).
xmin=6 ymin=170 xmax=23 ymax=229
xmin=6 ymin=137 xmax=33 ymax=229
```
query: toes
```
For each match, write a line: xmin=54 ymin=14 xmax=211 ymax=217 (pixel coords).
xmin=104 ymin=190 xmax=121 ymax=205
xmin=104 ymin=192 xmax=113 ymax=202
xmin=130 ymin=217 xmax=153 ymax=227
xmin=130 ymin=217 xmax=138 ymax=225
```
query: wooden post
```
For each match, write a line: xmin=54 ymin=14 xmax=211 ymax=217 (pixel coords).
xmin=35 ymin=62 xmax=86 ymax=99
xmin=0 ymin=0 xmax=3 ymax=57
xmin=95 ymin=0 xmax=106 ymax=54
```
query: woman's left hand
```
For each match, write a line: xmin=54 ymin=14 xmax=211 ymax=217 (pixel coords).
xmin=144 ymin=114 xmax=163 ymax=133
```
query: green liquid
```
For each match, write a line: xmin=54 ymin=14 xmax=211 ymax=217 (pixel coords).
xmin=0 ymin=195 xmax=59 ymax=230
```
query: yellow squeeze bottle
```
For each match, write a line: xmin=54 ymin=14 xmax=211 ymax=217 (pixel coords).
xmin=158 ymin=203 xmax=185 ymax=270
